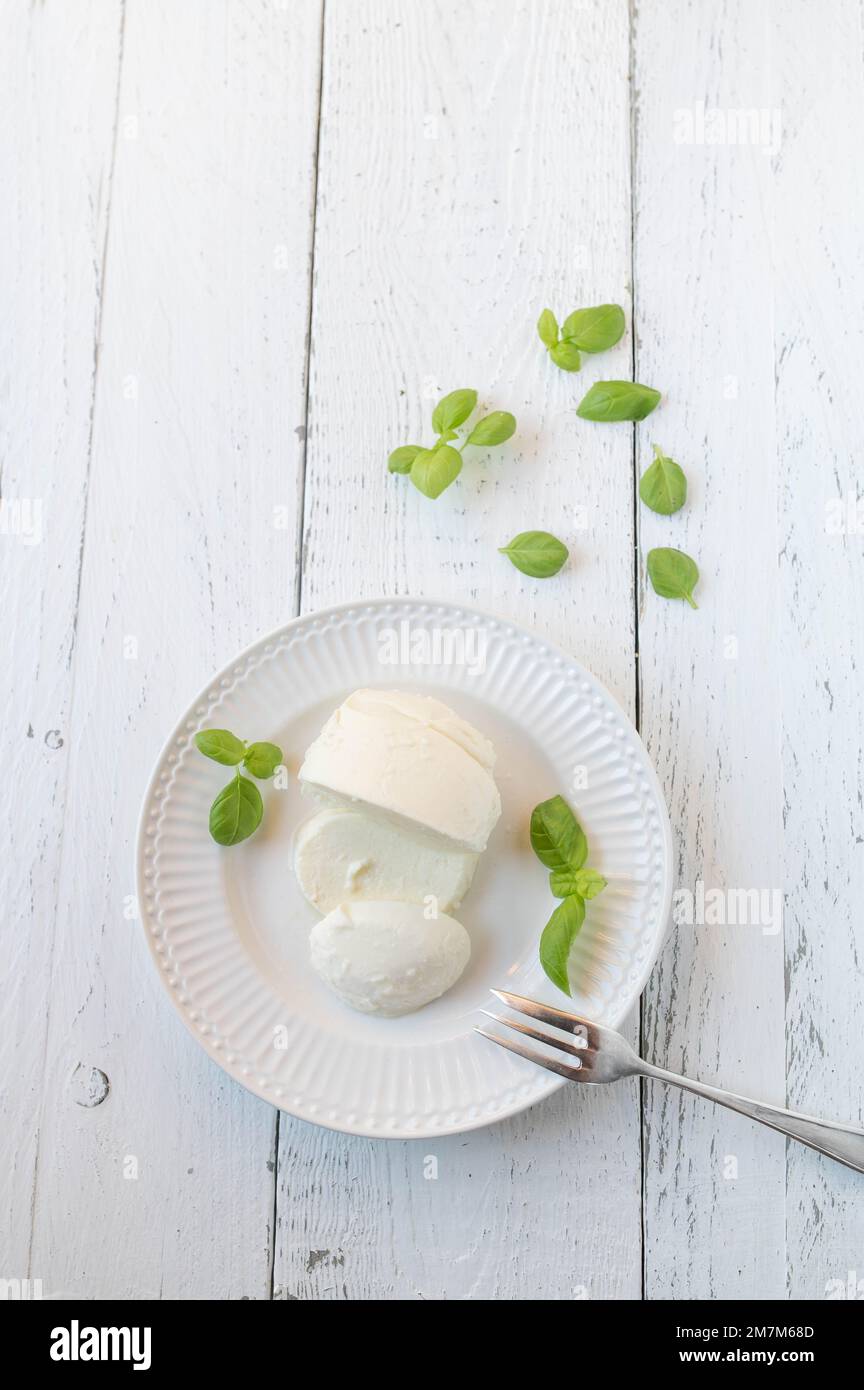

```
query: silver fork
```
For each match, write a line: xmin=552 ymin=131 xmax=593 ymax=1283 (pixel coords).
xmin=478 ymin=989 xmax=864 ymax=1175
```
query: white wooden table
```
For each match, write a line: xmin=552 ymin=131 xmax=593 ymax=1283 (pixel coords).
xmin=2 ymin=0 xmax=862 ymax=1301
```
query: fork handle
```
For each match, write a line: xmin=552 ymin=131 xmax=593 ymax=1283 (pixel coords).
xmin=638 ymin=1063 xmax=864 ymax=1175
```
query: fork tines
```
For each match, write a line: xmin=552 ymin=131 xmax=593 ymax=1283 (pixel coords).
xmin=490 ymin=988 xmax=599 ymax=1044
xmin=476 ymin=989 xmax=597 ymax=1083
xmin=478 ymin=1009 xmax=588 ymax=1061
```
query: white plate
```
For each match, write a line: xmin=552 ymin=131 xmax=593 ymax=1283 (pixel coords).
xmin=136 ymin=598 xmax=672 ymax=1139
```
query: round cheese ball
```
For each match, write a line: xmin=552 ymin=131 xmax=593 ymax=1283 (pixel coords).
xmin=309 ymin=900 xmax=471 ymax=1017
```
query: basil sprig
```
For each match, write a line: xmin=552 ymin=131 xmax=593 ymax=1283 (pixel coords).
xmin=576 ymin=380 xmax=661 ymax=422
xmin=195 ymin=728 xmax=284 ymax=846
xmin=646 ymin=547 xmax=699 ymax=608
xmin=639 ymin=443 xmax=686 ymax=515
xmin=537 ymin=303 xmax=625 ymax=372
xmin=530 ymin=794 xmax=607 ymax=995
xmin=388 ymin=388 xmax=516 ymax=499
xmin=499 ymin=530 xmax=568 ymax=578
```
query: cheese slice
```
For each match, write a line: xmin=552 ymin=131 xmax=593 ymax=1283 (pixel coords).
xmin=294 ymin=808 xmax=477 ymax=915
xmin=298 ymin=688 xmax=501 ymax=853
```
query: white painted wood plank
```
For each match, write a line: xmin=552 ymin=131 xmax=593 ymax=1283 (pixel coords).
xmin=276 ymin=0 xmax=641 ymax=1300
xmin=24 ymin=0 xmax=323 ymax=1298
xmin=635 ymin=0 xmax=787 ymax=1298
xmin=773 ymin=0 xmax=864 ymax=1301
xmin=0 ymin=0 xmax=124 ymax=1280
xmin=275 ymin=1078 xmax=642 ymax=1301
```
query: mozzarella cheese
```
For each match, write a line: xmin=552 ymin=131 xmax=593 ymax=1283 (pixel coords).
xmin=294 ymin=808 xmax=477 ymax=915
xmin=309 ymin=900 xmax=470 ymax=1016
xmin=298 ymin=688 xmax=501 ymax=853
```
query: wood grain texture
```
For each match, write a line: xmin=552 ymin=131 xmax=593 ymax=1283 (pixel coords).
xmin=634 ymin=0 xmax=787 ymax=1298
xmin=773 ymin=0 xmax=864 ymax=1300
xmin=274 ymin=1078 xmax=642 ymax=1301
xmin=0 ymin=0 xmax=125 ymax=1279
xmin=275 ymin=0 xmax=643 ymax=1301
xmin=19 ymin=0 xmax=323 ymax=1297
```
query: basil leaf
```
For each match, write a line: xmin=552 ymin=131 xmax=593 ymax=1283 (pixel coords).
xmin=638 ymin=443 xmax=686 ymax=515
xmin=562 ymin=304 xmax=626 ymax=353
xmin=549 ymin=869 xmax=580 ymax=898
xmin=537 ymin=308 xmax=558 ymax=348
xmin=194 ymin=729 xmax=246 ymax=766
xmin=550 ymin=866 xmax=607 ymax=900
xmin=410 ymin=444 xmax=462 ymax=499
xmin=465 ymin=411 xmax=516 ymax=447
xmin=388 ymin=445 xmax=423 ymax=475
xmin=576 ymin=380 xmax=661 ymax=422
xmin=530 ymin=794 xmax=587 ymax=872
xmin=243 ymin=741 xmax=283 ymax=779
xmin=499 ymin=530 xmax=568 ymax=578
xmin=208 ymin=773 xmax=263 ymax=846
xmin=549 ymin=340 xmax=582 ymax=372
xmin=431 ymin=388 xmax=477 ymax=435
xmin=646 ymin=546 xmax=699 ymax=608
xmin=575 ymin=868 xmax=607 ymax=900
xmin=539 ymin=895 xmax=586 ymax=995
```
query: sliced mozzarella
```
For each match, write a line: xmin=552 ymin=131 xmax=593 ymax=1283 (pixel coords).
xmin=294 ymin=808 xmax=477 ymax=915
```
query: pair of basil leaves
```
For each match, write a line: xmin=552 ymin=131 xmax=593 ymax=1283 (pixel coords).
xmin=530 ymin=794 xmax=607 ymax=995
xmin=195 ymin=729 xmax=283 ymax=845
xmin=637 ymin=444 xmax=699 ymax=608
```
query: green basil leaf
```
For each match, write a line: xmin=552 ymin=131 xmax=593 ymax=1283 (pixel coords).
xmin=646 ymin=546 xmax=699 ymax=608
xmin=537 ymin=308 xmax=558 ymax=348
xmin=549 ymin=867 xmax=607 ymax=899
xmin=530 ymin=794 xmax=588 ymax=872
xmin=499 ymin=530 xmax=568 ymax=578
xmin=549 ymin=340 xmax=582 ymax=372
xmin=208 ymin=773 xmax=263 ymax=846
xmin=388 ymin=445 xmax=423 ymax=475
xmin=576 ymin=380 xmax=661 ymax=422
xmin=243 ymin=741 xmax=283 ymax=779
xmin=539 ymin=895 xmax=586 ymax=995
xmin=575 ymin=868 xmax=607 ymax=900
xmin=549 ymin=869 xmax=580 ymax=898
xmin=431 ymin=388 xmax=477 ymax=435
xmin=194 ymin=729 xmax=246 ymax=766
xmin=638 ymin=443 xmax=687 ymax=515
xmin=562 ymin=304 xmax=626 ymax=353
xmin=465 ymin=411 xmax=516 ymax=447
xmin=410 ymin=444 xmax=462 ymax=499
